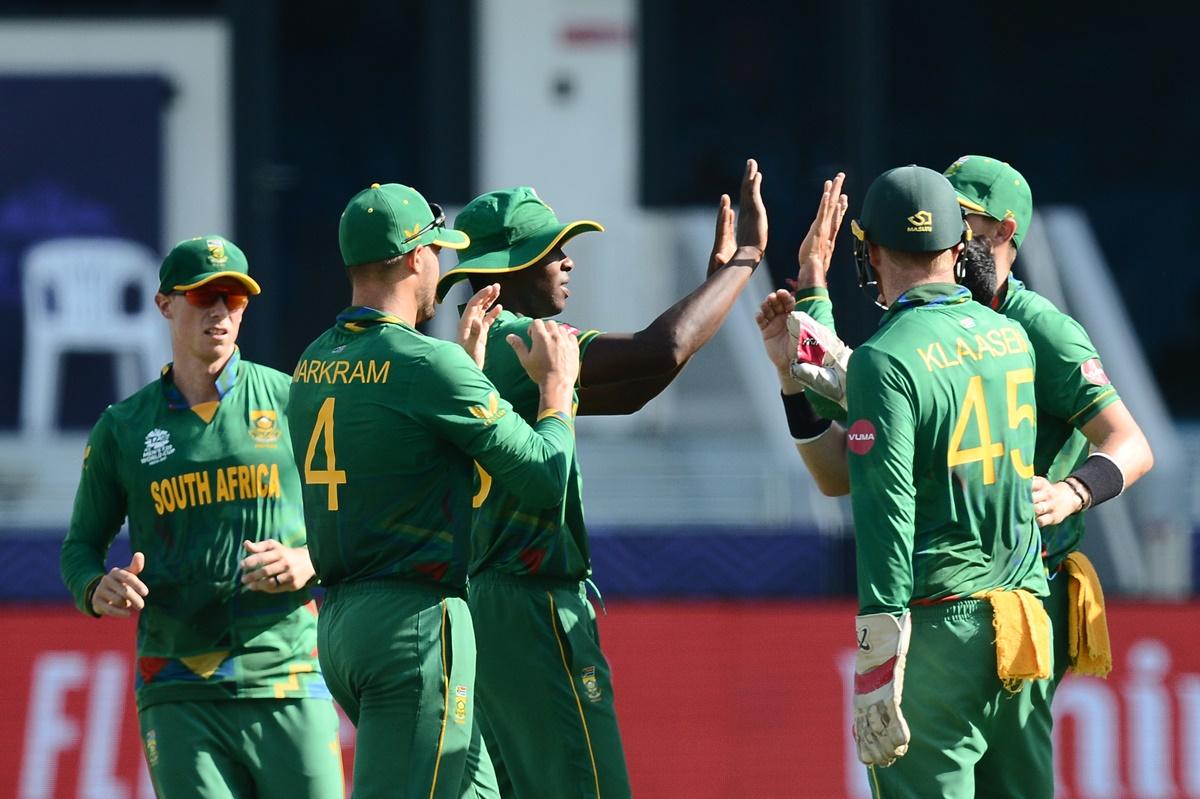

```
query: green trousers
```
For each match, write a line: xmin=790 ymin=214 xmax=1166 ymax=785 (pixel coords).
xmin=469 ymin=571 xmax=632 ymax=799
xmin=319 ymin=579 xmax=499 ymax=799
xmin=1044 ymin=567 xmax=1072 ymax=692
xmin=138 ymin=698 xmax=342 ymax=798
xmin=867 ymin=598 xmax=1054 ymax=799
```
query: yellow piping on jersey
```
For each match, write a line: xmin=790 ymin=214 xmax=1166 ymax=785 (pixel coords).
xmin=1066 ymin=387 xmax=1117 ymax=425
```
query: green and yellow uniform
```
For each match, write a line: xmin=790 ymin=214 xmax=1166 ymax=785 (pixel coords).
xmin=799 ymin=277 xmax=1116 ymax=687
xmin=437 ymin=186 xmax=631 ymax=799
xmin=466 ymin=310 xmax=631 ymax=799
xmin=288 ymin=305 xmax=577 ymax=798
xmin=847 ymin=283 xmax=1052 ymax=798
xmin=61 ymin=350 xmax=342 ymax=799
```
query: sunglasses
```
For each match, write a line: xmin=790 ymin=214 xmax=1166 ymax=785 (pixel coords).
xmin=400 ymin=203 xmax=446 ymax=245
xmin=174 ymin=288 xmax=250 ymax=312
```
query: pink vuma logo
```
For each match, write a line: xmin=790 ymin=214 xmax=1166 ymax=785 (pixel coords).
xmin=1082 ymin=358 xmax=1111 ymax=386
xmin=847 ymin=420 xmax=877 ymax=455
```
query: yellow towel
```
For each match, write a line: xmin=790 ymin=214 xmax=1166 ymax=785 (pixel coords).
xmin=1062 ymin=551 xmax=1112 ymax=678
xmin=977 ymin=589 xmax=1052 ymax=692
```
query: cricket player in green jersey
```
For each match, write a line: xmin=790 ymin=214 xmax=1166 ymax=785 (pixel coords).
xmin=945 ymin=155 xmax=1153 ymax=686
xmin=60 ymin=236 xmax=343 ymax=799
xmin=436 ymin=159 xmax=768 ymax=798
xmin=766 ymin=158 xmax=1153 ymax=696
xmin=288 ymin=182 xmax=582 ymax=799
xmin=761 ymin=166 xmax=1054 ymax=797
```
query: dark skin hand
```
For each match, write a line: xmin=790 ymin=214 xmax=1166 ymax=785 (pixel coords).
xmin=494 ymin=159 xmax=768 ymax=416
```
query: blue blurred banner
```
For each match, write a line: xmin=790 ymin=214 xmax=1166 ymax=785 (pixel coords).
xmin=0 ymin=75 xmax=167 ymax=429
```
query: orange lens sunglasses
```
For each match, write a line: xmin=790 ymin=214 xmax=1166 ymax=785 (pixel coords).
xmin=175 ymin=288 xmax=250 ymax=311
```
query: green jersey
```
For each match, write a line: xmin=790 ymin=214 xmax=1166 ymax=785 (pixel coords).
xmin=844 ymin=284 xmax=1047 ymax=615
xmin=469 ymin=310 xmax=601 ymax=580
xmin=287 ymin=307 xmax=576 ymax=589
xmin=799 ymin=279 xmax=1120 ymax=570
xmin=997 ymin=278 xmax=1118 ymax=567
xmin=60 ymin=351 xmax=328 ymax=710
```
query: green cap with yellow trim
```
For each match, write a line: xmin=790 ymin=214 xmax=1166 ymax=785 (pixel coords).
xmin=436 ymin=186 xmax=604 ymax=302
xmin=855 ymin=165 xmax=966 ymax=252
xmin=339 ymin=182 xmax=470 ymax=267
xmin=943 ymin=155 xmax=1033 ymax=249
xmin=159 ymin=235 xmax=261 ymax=295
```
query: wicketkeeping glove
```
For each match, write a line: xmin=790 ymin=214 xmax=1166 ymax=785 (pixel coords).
xmin=853 ymin=611 xmax=912 ymax=767
xmin=786 ymin=312 xmax=852 ymax=410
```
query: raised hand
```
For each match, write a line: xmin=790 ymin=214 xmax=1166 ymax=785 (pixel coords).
xmin=508 ymin=319 xmax=580 ymax=388
xmin=756 ymin=289 xmax=798 ymax=378
xmin=707 ymin=194 xmax=736 ymax=276
xmin=796 ymin=172 xmax=849 ymax=289
xmin=735 ymin=158 xmax=768 ymax=257
xmin=240 ymin=539 xmax=316 ymax=593
xmin=458 ymin=283 xmax=504 ymax=369
xmin=91 ymin=551 xmax=149 ymax=618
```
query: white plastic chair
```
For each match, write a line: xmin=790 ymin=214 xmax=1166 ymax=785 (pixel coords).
xmin=21 ymin=237 xmax=167 ymax=434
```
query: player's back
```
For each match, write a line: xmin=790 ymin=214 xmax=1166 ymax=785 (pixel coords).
xmin=846 ymin=284 xmax=1046 ymax=611
xmin=288 ymin=310 xmax=479 ymax=588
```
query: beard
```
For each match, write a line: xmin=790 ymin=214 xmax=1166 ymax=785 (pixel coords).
xmin=958 ymin=235 xmax=998 ymax=305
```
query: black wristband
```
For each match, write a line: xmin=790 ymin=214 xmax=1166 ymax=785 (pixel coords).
xmin=780 ymin=391 xmax=833 ymax=442
xmin=1068 ymin=453 xmax=1126 ymax=508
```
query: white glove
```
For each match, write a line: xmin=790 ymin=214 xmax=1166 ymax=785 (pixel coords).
xmin=853 ymin=612 xmax=912 ymax=767
xmin=786 ymin=311 xmax=852 ymax=410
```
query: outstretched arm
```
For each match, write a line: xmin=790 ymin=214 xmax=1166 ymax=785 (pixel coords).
xmin=576 ymin=159 xmax=768 ymax=400
xmin=757 ymin=288 xmax=851 ymax=495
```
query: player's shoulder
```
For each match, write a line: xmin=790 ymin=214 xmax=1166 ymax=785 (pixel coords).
xmin=238 ymin=358 xmax=291 ymax=387
xmin=487 ymin=311 xmax=590 ymax=341
xmin=1001 ymin=281 xmax=1093 ymax=351
xmin=420 ymin=333 xmax=480 ymax=375
xmin=105 ymin=375 xmax=165 ymax=422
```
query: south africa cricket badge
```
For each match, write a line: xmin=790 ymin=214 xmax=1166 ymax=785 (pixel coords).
xmin=454 ymin=685 xmax=469 ymax=724
xmin=144 ymin=729 xmax=159 ymax=767
xmin=581 ymin=666 xmax=602 ymax=703
xmin=249 ymin=410 xmax=282 ymax=447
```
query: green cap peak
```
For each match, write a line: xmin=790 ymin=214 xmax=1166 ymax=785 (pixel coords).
xmin=943 ymin=155 xmax=1033 ymax=249
xmin=338 ymin=182 xmax=469 ymax=267
xmin=159 ymin=235 xmax=260 ymax=294
xmin=435 ymin=187 xmax=603 ymax=302
xmin=856 ymin=165 xmax=966 ymax=252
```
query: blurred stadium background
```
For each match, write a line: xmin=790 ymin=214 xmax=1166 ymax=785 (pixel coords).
xmin=1 ymin=2 xmax=1198 ymax=797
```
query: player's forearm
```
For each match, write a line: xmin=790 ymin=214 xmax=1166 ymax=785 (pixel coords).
xmin=481 ymin=416 xmax=575 ymax=509
xmin=796 ymin=423 xmax=850 ymax=496
xmin=796 ymin=263 xmax=828 ymax=291
xmin=60 ymin=539 xmax=108 ymax=616
xmin=580 ymin=249 xmax=760 ymax=386
xmin=536 ymin=375 xmax=575 ymax=421
xmin=645 ymin=249 xmax=759 ymax=365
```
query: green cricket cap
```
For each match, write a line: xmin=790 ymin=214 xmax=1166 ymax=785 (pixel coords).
xmin=943 ymin=155 xmax=1033 ymax=249
xmin=435 ymin=186 xmax=604 ymax=302
xmin=159 ymin=235 xmax=261 ymax=294
xmin=853 ymin=165 xmax=966 ymax=252
xmin=338 ymin=182 xmax=470 ymax=267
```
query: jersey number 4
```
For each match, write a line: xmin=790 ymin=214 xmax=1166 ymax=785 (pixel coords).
xmin=947 ymin=368 xmax=1035 ymax=484
xmin=303 ymin=397 xmax=347 ymax=510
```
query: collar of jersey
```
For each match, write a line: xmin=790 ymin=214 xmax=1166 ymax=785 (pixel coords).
xmin=996 ymin=276 xmax=1026 ymax=312
xmin=883 ymin=283 xmax=971 ymax=322
xmin=337 ymin=306 xmax=412 ymax=333
xmin=160 ymin=347 xmax=240 ymax=410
